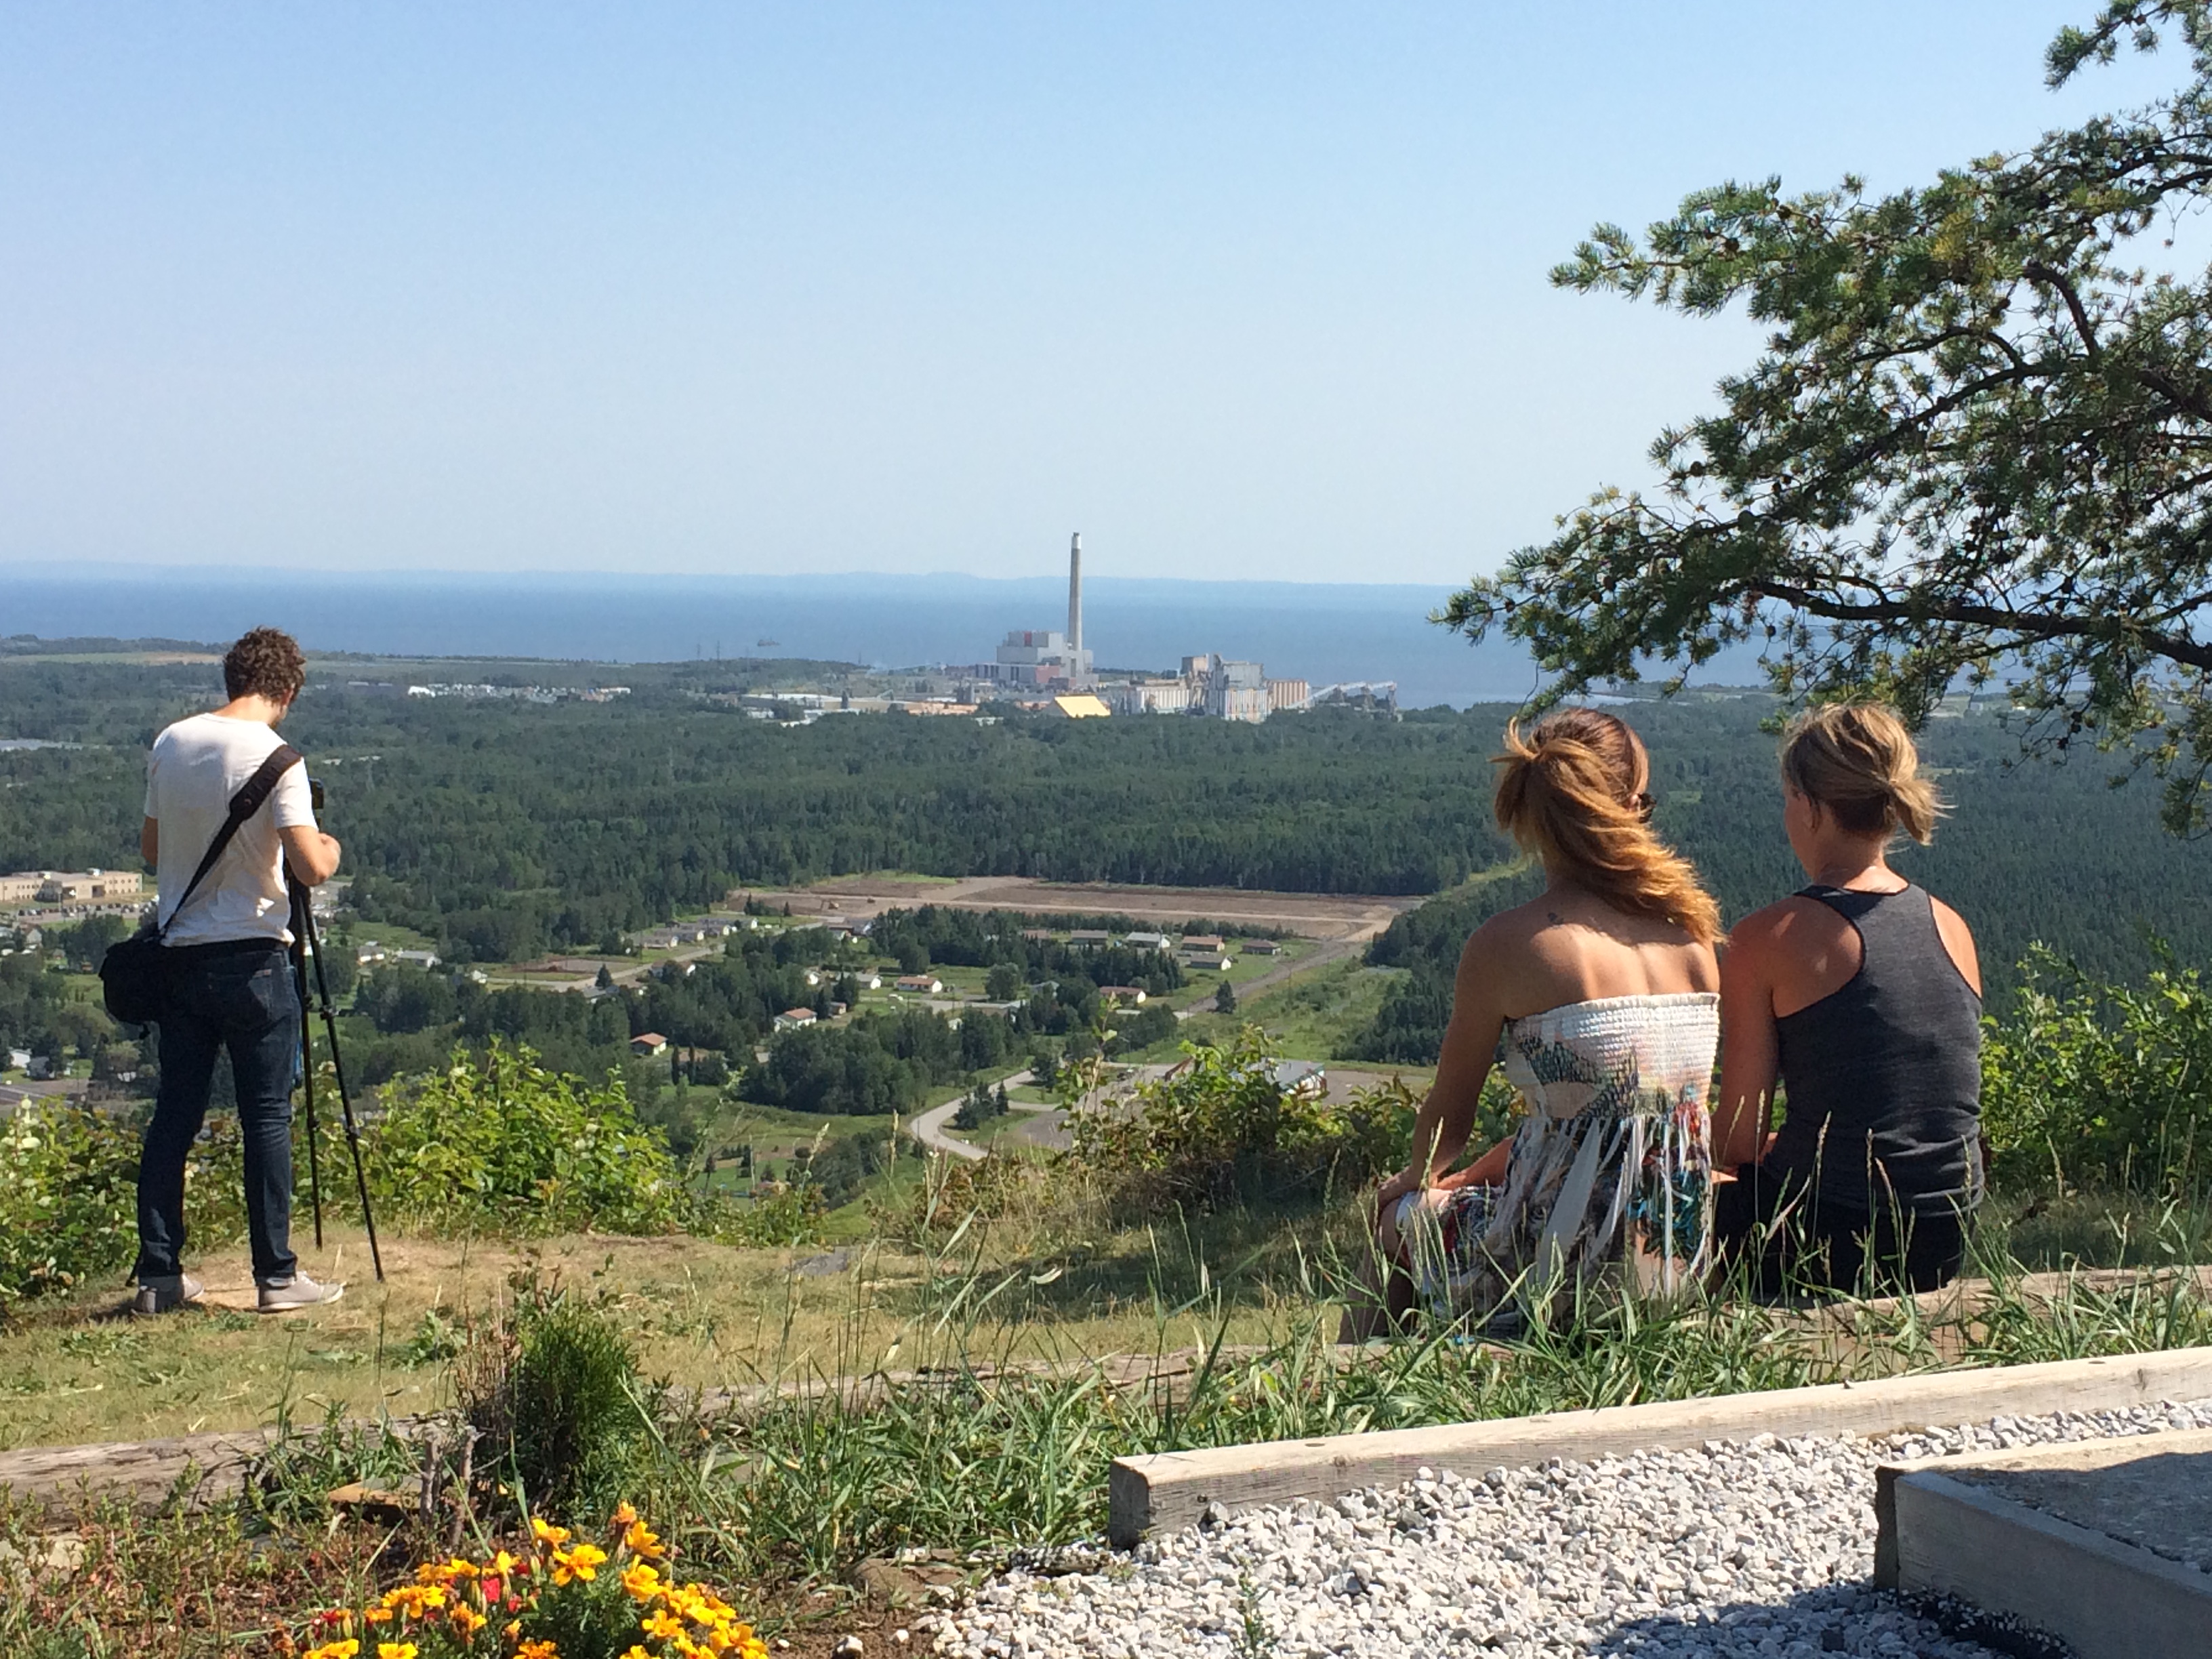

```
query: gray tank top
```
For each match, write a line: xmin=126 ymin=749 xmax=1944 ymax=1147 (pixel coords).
xmin=1766 ymin=883 xmax=1983 ymax=1216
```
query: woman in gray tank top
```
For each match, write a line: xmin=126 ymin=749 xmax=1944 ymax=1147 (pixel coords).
xmin=1713 ymin=704 xmax=1984 ymax=1295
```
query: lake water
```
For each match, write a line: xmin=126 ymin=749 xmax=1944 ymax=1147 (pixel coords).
xmin=6 ymin=565 xmax=1572 ymax=709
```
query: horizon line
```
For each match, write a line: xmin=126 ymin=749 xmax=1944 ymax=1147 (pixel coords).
xmin=3 ymin=559 xmax=1465 ymax=593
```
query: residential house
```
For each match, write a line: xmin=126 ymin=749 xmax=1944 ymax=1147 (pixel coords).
xmin=392 ymin=949 xmax=441 ymax=970
xmin=1123 ymin=931 xmax=1172 ymax=951
xmin=1184 ymin=952 xmax=1231 ymax=972
xmin=1179 ymin=935 xmax=1227 ymax=954
xmin=1241 ymin=939 xmax=1282 ymax=956
xmin=1067 ymin=929 xmax=1111 ymax=947
xmin=895 ymin=974 xmax=944 ymax=994
xmin=630 ymin=1032 xmax=670 ymax=1057
xmin=774 ymin=1008 xmax=817 ymax=1031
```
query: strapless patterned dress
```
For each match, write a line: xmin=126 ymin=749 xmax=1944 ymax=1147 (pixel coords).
xmin=1397 ymin=992 xmax=1720 ymax=1324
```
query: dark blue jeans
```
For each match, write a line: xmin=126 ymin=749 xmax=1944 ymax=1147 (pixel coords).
xmin=136 ymin=940 xmax=300 ymax=1284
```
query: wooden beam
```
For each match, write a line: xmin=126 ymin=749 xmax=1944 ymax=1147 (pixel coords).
xmin=1108 ymin=1345 xmax=2212 ymax=1547
xmin=1881 ymin=1467 xmax=2212 ymax=1658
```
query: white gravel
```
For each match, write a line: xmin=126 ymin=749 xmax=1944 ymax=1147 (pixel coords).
xmin=928 ymin=1395 xmax=2212 ymax=1658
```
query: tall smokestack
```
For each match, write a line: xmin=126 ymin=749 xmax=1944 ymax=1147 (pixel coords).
xmin=1067 ymin=532 xmax=1083 ymax=660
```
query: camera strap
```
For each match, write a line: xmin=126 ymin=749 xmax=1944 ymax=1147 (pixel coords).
xmin=157 ymin=742 xmax=304 ymax=937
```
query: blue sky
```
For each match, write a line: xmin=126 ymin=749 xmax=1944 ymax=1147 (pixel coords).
xmin=0 ymin=3 xmax=2186 ymax=585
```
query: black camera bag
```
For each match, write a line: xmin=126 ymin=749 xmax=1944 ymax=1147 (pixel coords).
xmin=100 ymin=743 xmax=302 ymax=1024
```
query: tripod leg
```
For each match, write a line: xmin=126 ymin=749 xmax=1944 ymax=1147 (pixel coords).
xmin=300 ymin=903 xmax=384 ymax=1282
xmin=289 ymin=888 xmax=325 ymax=1250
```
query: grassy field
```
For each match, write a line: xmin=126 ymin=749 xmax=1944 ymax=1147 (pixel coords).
xmin=0 ymin=1206 xmax=1305 ymax=1452
xmin=1170 ymin=956 xmax=1404 ymax=1059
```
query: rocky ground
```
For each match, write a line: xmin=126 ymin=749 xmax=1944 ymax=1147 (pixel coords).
xmin=925 ymin=1397 xmax=2212 ymax=1658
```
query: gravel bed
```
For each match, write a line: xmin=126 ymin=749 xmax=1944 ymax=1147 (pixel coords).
xmin=928 ymin=1396 xmax=2212 ymax=1658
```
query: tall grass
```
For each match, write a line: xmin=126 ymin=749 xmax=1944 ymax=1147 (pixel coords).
xmin=281 ymin=1174 xmax=2212 ymax=1591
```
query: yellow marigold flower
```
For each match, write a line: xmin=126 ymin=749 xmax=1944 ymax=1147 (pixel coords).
xmin=488 ymin=1549 xmax=520 ymax=1578
xmin=621 ymin=1519 xmax=668 ymax=1561
xmin=672 ymin=1638 xmax=714 ymax=1659
xmin=530 ymin=1517 xmax=571 ymax=1549
xmin=303 ymin=1643 xmax=361 ymax=1659
xmin=619 ymin=1649 xmax=653 ymax=1659
xmin=549 ymin=1540 xmax=607 ymax=1586
xmin=516 ymin=1641 xmax=560 ymax=1659
xmin=619 ymin=1562 xmax=664 ymax=1602
xmin=641 ymin=1611 xmax=687 ymax=1641
xmin=503 ymin=1621 xmax=523 ymax=1643
xmin=376 ymin=1644 xmax=419 ymax=1659
xmin=363 ymin=1607 xmax=394 ymax=1626
xmin=449 ymin=1603 xmax=487 ymax=1636
xmin=611 ymin=1500 xmax=639 ymax=1526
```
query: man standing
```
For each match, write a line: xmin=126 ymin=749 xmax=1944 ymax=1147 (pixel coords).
xmin=135 ymin=627 xmax=345 ymax=1315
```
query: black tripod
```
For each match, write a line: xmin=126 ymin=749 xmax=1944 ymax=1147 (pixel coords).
xmin=288 ymin=878 xmax=384 ymax=1282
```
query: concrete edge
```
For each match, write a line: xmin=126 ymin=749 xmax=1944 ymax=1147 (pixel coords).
xmin=1107 ymin=1345 xmax=2212 ymax=1547
xmin=1885 ymin=1469 xmax=2212 ymax=1659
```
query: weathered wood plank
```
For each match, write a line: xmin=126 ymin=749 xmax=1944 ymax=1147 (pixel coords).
xmin=1107 ymin=1345 xmax=2212 ymax=1547
xmin=1885 ymin=1469 xmax=2212 ymax=1659
xmin=0 ymin=1429 xmax=279 ymax=1511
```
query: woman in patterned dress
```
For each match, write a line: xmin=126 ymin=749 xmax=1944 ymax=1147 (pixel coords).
xmin=1341 ymin=710 xmax=1724 ymax=1339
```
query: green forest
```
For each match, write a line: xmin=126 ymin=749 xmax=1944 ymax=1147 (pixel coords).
xmin=6 ymin=651 xmax=2210 ymax=1069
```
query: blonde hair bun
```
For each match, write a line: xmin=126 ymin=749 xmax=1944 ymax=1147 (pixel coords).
xmin=1779 ymin=702 xmax=1942 ymax=844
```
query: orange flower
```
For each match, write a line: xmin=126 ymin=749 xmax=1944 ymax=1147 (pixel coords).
xmin=502 ymin=1622 xmax=523 ymax=1644
xmin=376 ymin=1644 xmax=419 ymax=1659
xmin=302 ymin=1643 xmax=360 ymax=1659
xmin=619 ymin=1561 xmax=664 ymax=1603
xmin=621 ymin=1520 xmax=668 ymax=1561
xmin=529 ymin=1518 xmax=570 ymax=1549
xmin=449 ymin=1603 xmax=487 ymax=1637
xmin=362 ymin=1608 xmax=393 ymax=1626
xmin=516 ymin=1642 xmax=559 ymax=1659
xmin=611 ymin=1500 xmax=639 ymax=1527
xmin=642 ymin=1611 xmax=686 ymax=1641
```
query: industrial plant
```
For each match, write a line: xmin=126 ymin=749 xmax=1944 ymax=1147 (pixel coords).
xmin=949 ymin=534 xmax=1353 ymax=722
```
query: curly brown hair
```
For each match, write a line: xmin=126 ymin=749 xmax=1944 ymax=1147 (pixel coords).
xmin=222 ymin=627 xmax=306 ymax=703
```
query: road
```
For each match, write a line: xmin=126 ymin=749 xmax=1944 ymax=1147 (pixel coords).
xmin=909 ymin=1068 xmax=1054 ymax=1162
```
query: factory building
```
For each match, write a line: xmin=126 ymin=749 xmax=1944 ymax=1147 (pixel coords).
xmin=953 ymin=534 xmax=1324 ymax=722
xmin=962 ymin=533 xmax=1095 ymax=690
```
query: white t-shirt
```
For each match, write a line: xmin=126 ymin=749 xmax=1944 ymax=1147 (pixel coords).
xmin=144 ymin=712 xmax=317 ymax=947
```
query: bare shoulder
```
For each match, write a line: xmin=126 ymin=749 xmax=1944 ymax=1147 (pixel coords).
xmin=1725 ymin=896 xmax=1814 ymax=956
xmin=1925 ymin=890 xmax=1983 ymax=995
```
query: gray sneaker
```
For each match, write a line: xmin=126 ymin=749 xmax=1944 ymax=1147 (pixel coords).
xmin=131 ymin=1273 xmax=206 ymax=1316
xmin=257 ymin=1271 xmax=344 ymax=1313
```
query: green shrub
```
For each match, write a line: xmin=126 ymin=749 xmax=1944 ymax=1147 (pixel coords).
xmin=0 ymin=1100 xmax=139 ymax=1305
xmin=453 ymin=1279 xmax=646 ymax=1524
xmin=1065 ymin=1027 xmax=1417 ymax=1212
xmin=707 ymin=1180 xmax=829 ymax=1246
xmin=364 ymin=1040 xmax=694 ymax=1235
xmin=1983 ymin=945 xmax=2212 ymax=1194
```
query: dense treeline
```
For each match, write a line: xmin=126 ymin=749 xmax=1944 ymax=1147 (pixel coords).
xmin=872 ymin=905 xmax=1187 ymax=996
xmin=5 ymin=655 xmax=2207 ymax=1006
xmin=2 ymin=659 xmax=1514 ymax=964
